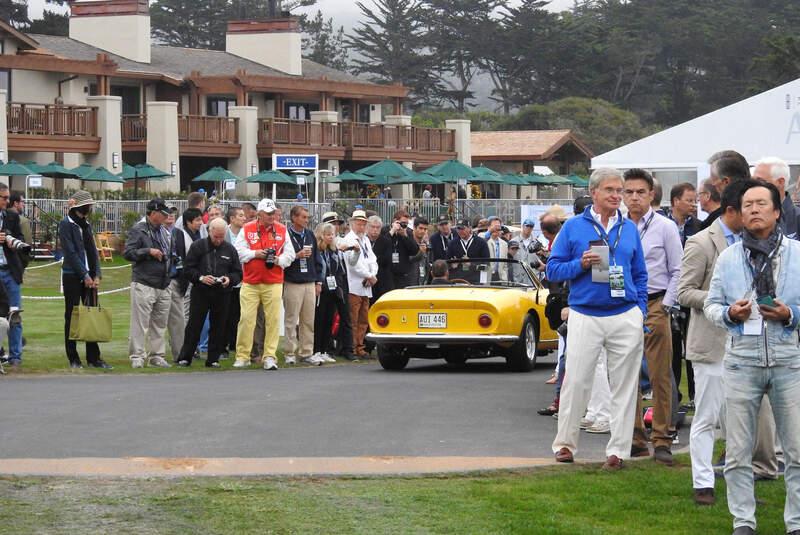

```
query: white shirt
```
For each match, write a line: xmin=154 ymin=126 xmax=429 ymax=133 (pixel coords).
xmin=591 ymin=206 xmax=619 ymax=233
xmin=342 ymin=230 xmax=379 ymax=298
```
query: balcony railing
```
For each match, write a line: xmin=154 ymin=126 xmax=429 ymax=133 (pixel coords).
xmin=121 ymin=114 xmax=146 ymax=143
xmin=7 ymin=102 xmax=98 ymax=137
xmin=259 ymin=119 xmax=455 ymax=153
xmin=258 ymin=118 xmax=342 ymax=146
xmin=178 ymin=115 xmax=239 ymax=144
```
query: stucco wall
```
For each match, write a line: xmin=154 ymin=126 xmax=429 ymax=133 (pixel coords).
xmin=226 ymin=32 xmax=302 ymax=75
xmin=69 ymin=14 xmax=151 ymax=63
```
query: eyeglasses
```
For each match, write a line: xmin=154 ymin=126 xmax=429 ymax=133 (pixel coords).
xmin=0 ymin=195 xmax=10 ymax=200
xmin=600 ymin=188 xmax=624 ymax=195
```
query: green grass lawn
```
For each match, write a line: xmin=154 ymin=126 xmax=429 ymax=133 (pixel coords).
xmin=15 ymin=256 xmax=308 ymax=374
xmin=0 ymin=450 xmax=790 ymax=535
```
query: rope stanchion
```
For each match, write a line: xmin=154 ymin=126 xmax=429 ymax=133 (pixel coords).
xmin=26 ymin=260 xmax=62 ymax=270
xmin=22 ymin=286 xmax=131 ymax=300
xmin=102 ymin=264 xmax=132 ymax=270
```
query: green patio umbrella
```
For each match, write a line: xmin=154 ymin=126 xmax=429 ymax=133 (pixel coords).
xmin=0 ymin=160 xmax=36 ymax=176
xmin=363 ymin=174 xmax=402 ymax=186
xmin=356 ymin=158 xmax=415 ymax=179
xmin=246 ymin=169 xmax=295 ymax=184
xmin=191 ymin=166 xmax=241 ymax=184
xmin=565 ymin=173 xmax=590 ymax=187
xmin=35 ymin=161 xmax=80 ymax=178
xmin=81 ymin=166 xmax=125 ymax=184
xmin=393 ymin=171 xmax=443 ymax=184
xmin=421 ymin=158 xmax=478 ymax=182
xmin=118 ymin=163 xmax=171 ymax=199
xmin=471 ymin=165 xmax=501 ymax=177
xmin=525 ymin=173 xmax=556 ymax=185
xmin=472 ymin=171 xmax=505 ymax=183
xmin=326 ymin=170 xmax=366 ymax=184
xmin=70 ymin=163 xmax=96 ymax=179
xmin=500 ymin=173 xmax=529 ymax=186
xmin=544 ymin=175 xmax=573 ymax=186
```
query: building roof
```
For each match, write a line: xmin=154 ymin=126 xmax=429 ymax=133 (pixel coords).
xmin=592 ymin=77 xmax=800 ymax=169
xmin=471 ymin=130 xmax=594 ymax=160
xmin=28 ymin=34 xmax=368 ymax=85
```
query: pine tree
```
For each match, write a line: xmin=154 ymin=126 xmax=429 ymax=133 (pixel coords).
xmin=302 ymin=10 xmax=348 ymax=71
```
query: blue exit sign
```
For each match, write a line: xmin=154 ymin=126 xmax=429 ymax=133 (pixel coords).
xmin=273 ymin=154 xmax=318 ymax=170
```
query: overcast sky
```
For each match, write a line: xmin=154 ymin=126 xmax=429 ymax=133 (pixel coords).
xmin=28 ymin=0 xmax=577 ymax=29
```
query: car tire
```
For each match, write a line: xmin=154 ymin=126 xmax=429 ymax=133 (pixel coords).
xmin=506 ymin=314 xmax=538 ymax=372
xmin=443 ymin=347 xmax=467 ymax=366
xmin=377 ymin=344 xmax=409 ymax=370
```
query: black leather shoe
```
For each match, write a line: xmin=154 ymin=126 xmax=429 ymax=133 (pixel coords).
xmin=731 ymin=526 xmax=755 ymax=535
xmin=88 ymin=360 xmax=113 ymax=370
xmin=537 ymin=405 xmax=558 ymax=416
xmin=177 ymin=360 xmax=190 ymax=367
xmin=69 ymin=361 xmax=84 ymax=369
xmin=205 ymin=361 xmax=220 ymax=368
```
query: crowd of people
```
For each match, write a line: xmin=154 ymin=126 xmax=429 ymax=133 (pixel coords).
xmin=0 ymin=149 xmax=796 ymax=534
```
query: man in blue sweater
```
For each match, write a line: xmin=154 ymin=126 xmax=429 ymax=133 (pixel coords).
xmin=546 ymin=167 xmax=648 ymax=471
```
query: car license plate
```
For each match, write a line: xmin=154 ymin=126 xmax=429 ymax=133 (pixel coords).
xmin=418 ymin=313 xmax=446 ymax=329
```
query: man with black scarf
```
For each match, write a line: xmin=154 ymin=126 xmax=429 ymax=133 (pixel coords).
xmin=58 ymin=190 xmax=110 ymax=369
xmin=704 ymin=180 xmax=800 ymax=535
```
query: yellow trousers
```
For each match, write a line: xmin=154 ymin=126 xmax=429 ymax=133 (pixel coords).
xmin=235 ymin=283 xmax=283 ymax=362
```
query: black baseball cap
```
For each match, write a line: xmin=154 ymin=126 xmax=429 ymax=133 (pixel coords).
xmin=436 ymin=214 xmax=450 ymax=225
xmin=147 ymin=198 xmax=170 ymax=216
xmin=455 ymin=218 xmax=471 ymax=229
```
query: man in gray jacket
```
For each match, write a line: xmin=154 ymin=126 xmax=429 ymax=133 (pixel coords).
xmin=123 ymin=198 xmax=173 ymax=368
xmin=678 ymin=181 xmax=745 ymax=505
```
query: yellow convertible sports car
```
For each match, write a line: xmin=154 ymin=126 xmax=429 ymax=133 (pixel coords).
xmin=366 ymin=258 xmax=559 ymax=371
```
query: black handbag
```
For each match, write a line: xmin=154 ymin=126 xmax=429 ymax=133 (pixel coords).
xmin=544 ymin=292 xmax=568 ymax=331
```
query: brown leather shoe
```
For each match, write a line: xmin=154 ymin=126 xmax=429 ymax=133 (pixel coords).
xmin=693 ymin=487 xmax=715 ymax=506
xmin=630 ymin=445 xmax=650 ymax=457
xmin=555 ymin=447 xmax=573 ymax=463
xmin=654 ymin=446 xmax=675 ymax=466
xmin=603 ymin=455 xmax=623 ymax=470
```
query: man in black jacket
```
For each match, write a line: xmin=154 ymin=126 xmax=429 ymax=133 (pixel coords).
xmin=429 ymin=215 xmax=453 ymax=261
xmin=446 ymin=218 xmax=490 ymax=284
xmin=176 ymin=219 xmax=242 ymax=367
xmin=123 ymin=198 xmax=174 ymax=368
xmin=382 ymin=209 xmax=420 ymax=289
xmin=367 ymin=214 xmax=393 ymax=304
xmin=0 ymin=183 xmax=26 ymax=367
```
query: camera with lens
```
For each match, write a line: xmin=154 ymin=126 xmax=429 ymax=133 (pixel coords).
xmin=171 ymin=253 xmax=183 ymax=271
xmin=398 ymin=221 xmax=408 ymax=229
xmin=264 ymin=248 xmax=276 ymax=269
xmin=527 ymin=240 xmax=543 ymax=255
xmin=214 ymin=276 xmax=225 ymax=286
xmin=6 ymin=236 xmax=31 ymax=254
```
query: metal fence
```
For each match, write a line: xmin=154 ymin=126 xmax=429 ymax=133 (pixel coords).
xmin=331 ymin=198 xmax=578 ymax=226
xmin=28 ymin=199 xmax=332 ymax=240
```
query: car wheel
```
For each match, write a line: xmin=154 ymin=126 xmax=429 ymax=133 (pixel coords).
xmin=377 ymin=344 xmax=409 ymax=370
xmin=506 ymin=314 xmax=538 ymax=372
xmin=443 ymin=347 xmax=467 ymax=366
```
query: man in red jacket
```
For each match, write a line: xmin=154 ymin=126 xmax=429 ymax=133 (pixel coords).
xmin=233 ymin=199 xmax=295 ymax=370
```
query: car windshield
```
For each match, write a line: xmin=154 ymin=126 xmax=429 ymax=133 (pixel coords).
xmin=424 ymin=258 xmax=540 ymax=288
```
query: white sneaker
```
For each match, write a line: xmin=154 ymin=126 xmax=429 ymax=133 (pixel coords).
xmin=318 ymin=352 xmax=336 ymax=363
xmin=285 ymin=355 xmax=296 ymax=365
xmin=586 ymin=421 xmax=611 ymax=434
xmin=579 ymin=417 xmax=595 ymax=430
xmin=263 ymin=356 xmax=278 ymax=370
xmin=147 ymin=356 xmax=172 ymax=368
xmin=300 ymin=355 xmax=323 ymax=366
xmin=130 ymin=357 xmax=144 ymax=368
xmin=233 ymin=360 xmax=250 ymax=368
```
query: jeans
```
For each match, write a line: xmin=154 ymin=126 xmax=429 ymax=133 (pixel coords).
xmin=0 ymin=269 xmax=21 ymax=362
xmin=723 ymin=361 xmax=800 ymax=532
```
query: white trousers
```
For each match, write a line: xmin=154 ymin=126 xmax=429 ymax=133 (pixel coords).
xmin=553 ymin=306 xmax=644 ymax=459
xmin=690 ymin=360 xmax=724 ymax=489
xmin=585 ymin=349 xmax=611 ymax=423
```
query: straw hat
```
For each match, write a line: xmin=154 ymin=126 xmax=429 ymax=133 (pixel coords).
xmin=350 ymin=210 xmax=368 ymax=221
xmin=545 ymin=205 xmax=569 ymax=222
xmin=69 ymin=190 xmax=94 ymax=209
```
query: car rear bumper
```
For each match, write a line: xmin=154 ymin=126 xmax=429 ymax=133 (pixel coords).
xmin=366 ymin=333 xmax=519 ymax=344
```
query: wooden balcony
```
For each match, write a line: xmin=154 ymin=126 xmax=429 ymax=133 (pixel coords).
xmin=178 ymin=115 xmax=240 ymax=157
xmin=121 ymin=114 xmax=146 ymax=151
xmin=7 ymin=102 xmax=100 ymax=153
xmin=257 ymin=119 xmax=456 ymax=163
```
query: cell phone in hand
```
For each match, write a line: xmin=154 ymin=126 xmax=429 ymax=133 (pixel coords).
xmin=757 ymin=295 xmax=776 ymax=307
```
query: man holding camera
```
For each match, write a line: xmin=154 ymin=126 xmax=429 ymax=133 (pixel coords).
xmin=383 ymin=210 xmax=419 ymax=289
xmin=234 ymin=199 xmax=295 ymax=370
xmin=408 ymin=217 xmax=431 ymax=285
xmin=176 ymin=218 xmax=242 ymax=367
xmin=124 ymin=198 xmax=174 ymax=368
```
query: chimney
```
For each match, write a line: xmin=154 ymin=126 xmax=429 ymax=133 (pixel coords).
xmin=226 ymin=18 xmax=302 ymax=76
xmin=69 ymin=0 xmax=151 ymax=63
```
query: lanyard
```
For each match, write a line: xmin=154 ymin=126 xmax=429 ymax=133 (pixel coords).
xmin=494 ymin=239 xmax=500 ymax=258
xmin=441 ymin=233 xmax=450 ymax=251
xmin=591 ymin=216 xmax=622 ymax=265
xmin=289 ymin=227 xmax=306 ymax=250
xmin=357 ymin=236 xmax=370 ymax=258
xmin=461 ymin=237 xmax=473 ymax=256
xmin=638 ymin=212 xmax=656 ymax=239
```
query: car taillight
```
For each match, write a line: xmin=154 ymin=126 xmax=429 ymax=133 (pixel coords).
xmin=377 ymin=314 xmax=389 ymax=327
xmin=478 ymin=314 xmax=492 ymax=328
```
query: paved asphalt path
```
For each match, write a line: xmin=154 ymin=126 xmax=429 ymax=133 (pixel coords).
xmin=2 ymin=354 xmax=680 ymax=460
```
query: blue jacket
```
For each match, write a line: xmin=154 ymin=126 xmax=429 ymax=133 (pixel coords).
xmin=283 ymin=226 xmax=323 ymax=284
xmin=704 ymin=236 xmax=800 ymax=367
xmin=546 ymin=206 xmax=648 ymax=317
xmin=58 ymin=215 xmax=101 ymax=280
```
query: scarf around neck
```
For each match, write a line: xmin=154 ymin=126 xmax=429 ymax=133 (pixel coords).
xmin=742 ymin=226 xmax=782 ymax=299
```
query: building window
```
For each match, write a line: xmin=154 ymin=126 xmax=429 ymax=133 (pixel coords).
xmin=0 ymin=69 xmax=10 ymax=102
xmin=207 ymin=97 xmax=236 ymax=117
xmin=88 ymin=84 xmax=141 ymax=114
xmin=285 ymin=102 xmax=318 ymax=120
xmin=358 ymin=104 xmax=371 ymax=123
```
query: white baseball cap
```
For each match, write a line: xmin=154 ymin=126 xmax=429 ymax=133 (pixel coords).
xmin=257 ymin=198 xmax=276 ymax=213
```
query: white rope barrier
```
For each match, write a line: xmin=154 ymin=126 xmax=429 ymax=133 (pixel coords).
xmin=26 ymin=260 xmax=132 ymax=271
xmin=22 ymin=286 xmax=131 ymax=300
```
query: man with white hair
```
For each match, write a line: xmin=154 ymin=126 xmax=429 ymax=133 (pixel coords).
xmin=176 ymin=218 xmax=242 ymax=368
xmin=546 ymin=167 xmax=648 ymax=471
xmin=752 ymin=156 xmax=800 ymax=240
xmin=342 ymin=210 xmax=378 ymax=358
xmin=234 ymin=199 xmax=295 ymax=370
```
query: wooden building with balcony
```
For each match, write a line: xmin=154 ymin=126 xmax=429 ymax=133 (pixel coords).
xmin=0 ymin=0 xmax=463 ymax=194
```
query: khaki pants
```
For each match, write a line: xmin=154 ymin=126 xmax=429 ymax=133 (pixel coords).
xmin=167 ymin=279 xmax=185 ymax=361
xmin=349 ymin=294 xmax=370 ymax=355
xmin=633 ymin=296 xmax=673 ymax=450
xmin=283 ymin=281 xmax=316 ymax=358
xmin=235 ymin=283 xmax=282 ymax=363
xmin=128 ymin=281 xmax=171 ymax=361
